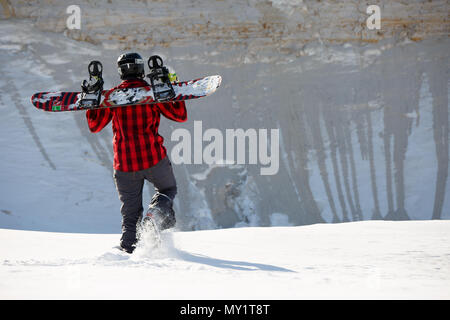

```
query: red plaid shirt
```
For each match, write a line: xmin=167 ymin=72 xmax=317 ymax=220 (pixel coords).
xmin=86 ymin=79 xmax=187 ymax=172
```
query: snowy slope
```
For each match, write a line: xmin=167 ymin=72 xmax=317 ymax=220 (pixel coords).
xmin=1 ymin=220 xmax=450 ymax=299
xmin=1 ymin=4 xmax=449 ymax=231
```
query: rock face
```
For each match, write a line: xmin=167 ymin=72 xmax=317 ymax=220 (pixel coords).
xmin=5 ymin=0 xmax=449 ymax=51
xmin=1 ymin=0 xmax=449 ymax=229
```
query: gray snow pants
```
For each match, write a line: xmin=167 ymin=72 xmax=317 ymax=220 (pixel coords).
xmin=113 ymin=156 xmax=177 ymax=250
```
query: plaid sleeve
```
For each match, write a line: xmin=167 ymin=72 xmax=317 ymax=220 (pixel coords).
xmin=157 ymin=101 xmax=187 ymax=122
xmin=86 ymin=108 xmax=113 ymax=133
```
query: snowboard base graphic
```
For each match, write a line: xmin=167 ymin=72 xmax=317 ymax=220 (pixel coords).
xmin=31 ymin=75 xmax=222 ymax=112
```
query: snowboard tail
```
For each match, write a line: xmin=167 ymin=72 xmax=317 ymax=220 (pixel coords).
xmin=31 ymin=75 xmax=221 ymax=112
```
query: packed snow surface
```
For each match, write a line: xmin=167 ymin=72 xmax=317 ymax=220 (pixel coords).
xmin=1 ymin=220 xmax=449 ymax=299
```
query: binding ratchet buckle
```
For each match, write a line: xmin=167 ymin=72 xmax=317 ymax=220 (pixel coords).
xmin=146 ymin=55 xmax=175 ymax=102
xmin=79 ymin=60 xmax=104 ymax=108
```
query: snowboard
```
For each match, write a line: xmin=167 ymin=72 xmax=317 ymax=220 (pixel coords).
xmin=30 ymin=75 xmax=222 ymax=112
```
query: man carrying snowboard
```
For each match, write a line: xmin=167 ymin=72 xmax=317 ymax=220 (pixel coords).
xmin=86 ymin=53 xmax=187 ymax=253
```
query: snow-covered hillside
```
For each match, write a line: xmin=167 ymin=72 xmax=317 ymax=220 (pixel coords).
xmin=0 ymin=1 xmax=449 ymax=231
xmin=1 ymin=220 xmax=449 ymax=299
xmin=0 ymin=0 xmax=449 ymax=301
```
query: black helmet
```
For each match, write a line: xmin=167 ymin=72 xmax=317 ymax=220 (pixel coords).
xmin=117 ymin=52 xmax=145 ymax=80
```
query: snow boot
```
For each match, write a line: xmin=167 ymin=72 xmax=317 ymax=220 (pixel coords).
xmin=144 ymin=206 xmax=176 ymax=231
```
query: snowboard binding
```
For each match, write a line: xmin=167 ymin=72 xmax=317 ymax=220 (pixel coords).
xmin=146 ymin=55 xmax=175 ymax=102
xmin=79 ymin=60 xmax=104 ymax=108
